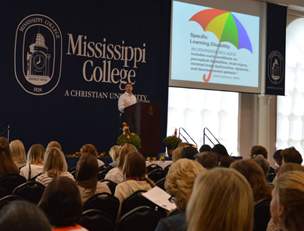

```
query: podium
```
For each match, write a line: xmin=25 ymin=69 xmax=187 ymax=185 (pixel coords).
xmin=123 ymin=102 xmax=161 ymax=156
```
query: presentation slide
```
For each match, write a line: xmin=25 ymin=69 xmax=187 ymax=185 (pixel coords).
xmin=170 ymin=1 xmax=261 ymax=93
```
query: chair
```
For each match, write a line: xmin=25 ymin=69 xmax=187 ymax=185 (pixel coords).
xmin=117 ymin=206 xmax=163 ymax=231
xmin=12 ymin=181 xmax=45 ymax=204
xmin=0 ymin=185 xmax=9 ymax=199
xmin=253 ymin=198 xmax=271 ymax=231
xmin=0 ymin=195 xmax=24 ymax=211
xmin=83 ymin=192 xmax=119 ymax=221
xmin=98 ymin=169 xmax=109 ymax=180
xmin=146 ymin=164 xmax=162 ymax=173
xmin=99 ymin=179 xmax=117 ymax=195
xmin=121 ymin=190 xmax=166 ymax=218
xmin=155 ymin=177 xmax=166 ymax=191
xmin=0 ymin=173 xmax=26 ymax=193
xmin=98 ymin=164 xmax=113 ymax=172
xmin=147 ymin=169 xmax=166 ymax=184
xmin=29 ymin=173 xmax=42 ymax=182
xmin=164 ymin=164 xmax=171 ymax=174
xmin=68 ymin=166 xmax=77 ymax=178
xmin=80 ymin=209 xmax=114 ymax=231
xmin=167 ymin=208 xmax=180 ymax=217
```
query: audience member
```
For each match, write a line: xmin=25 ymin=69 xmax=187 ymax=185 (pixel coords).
xmin=187 ymin=168 xmax=253 ymax=231
xmin=172 ymin=146 xmax=184 ymax=163
xmin=20 ymin=144 xmax=45 ymax=180
xmin=80 ymin=143 xmax=104 ymax=167
xmin=199 ymin=144 xmax=211 ymax=153
xmin=230 ymin=159 xmax=272 ymax=203
xmin=109 ymin=145 xmax=120 ymax=167
xmin=181 ymin=146 xmax=198 ymax=160
xmin=194 ymin=152 xmax=218 ymax=169
xmin=0 ymin=137 xmax=19 ymax=177
xmin=210 ymin=143 xmax=229 ymax=162
xmin=9 ymin=139 xmax=27 ymax=168
xmin=252 ymin=154 xmax=270 ymax=176
xmin=36 ymin=147 xmax=74 ymax=187
xmin=155 ymin=159 xmax=205 ymax=231
xmin=46 ymin=141 xmax=62 ymax=150
xmin=281 ymin=146 xmax=303 ymax=165
xmin=76 ymin=153 xmax=111 ymax=202
xmin=251 ymin=145 xmax=268 ymax=159
xmin=219 ymin=156 xmax=235 ymax=168
xmin=105 ymin=143 xmax=137 ymax=184
xmin=270 ymin=171 xmax=304 ymax=231
xmin=39 ymin=177 xmax=87 ymax=231
xmin=273 ymin=149 xmax=282 ymax=167
xmin=0 ymin=200 xmax=52 ymax=231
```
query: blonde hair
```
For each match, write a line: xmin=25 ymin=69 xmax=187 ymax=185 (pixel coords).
xmin=109 ymin=145 xmax=120 ymax=161
xmin=117 ymin=143 xmax=137 ymax=169
xmin=274 ymin=171 xmax=304 ymax=231
xmin=28 ymin=144 xmax=45 ymax=165
xmin=46 ymin=141 xmax=62 ymax=151
xmin=43 ymin=147 xmax=67 ymax=178
xmin=80 ymin=144 xmax=98 ymax=157
xmin=165 ymin=159 xmax=205 ymax=210
xmin=187 ymin=168 xmax=253 ymax=231
xmin=9 ymin=140 xmax=26 ymax=164
xmin=277 ymin=162 xmax=304 ymax=177
xmin=172 ymin=146 xmax=184 ymax=163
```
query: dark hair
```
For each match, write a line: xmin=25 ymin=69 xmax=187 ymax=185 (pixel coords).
xmin=76 ymin=153 xmax=98 ymax=197
xmin=199 ymin=144 xmax=211 ymax=153
xmin=0 ymin=200 xmax=51 ymax=231
xmin=39 ymin=177 xmax=83 ymax=227
xmin=211 ymin=144 xmax=229 ymax=161
xmin=273 ymin=149 xmax=282 ymax=161
xmin=181 ymin=146 xmax=198 ymax=160
xmin=0 ymin=137 xmax=19 ymax=177
xmin=219 ymin=156 xmax=235 ymax=168
xmin=195 ymin=152 xmax=218 ymax=169
xmin=250 ymin=145 xmax=268 ymax=159
xmin=281 ymin=147 xmax=303 ymax=164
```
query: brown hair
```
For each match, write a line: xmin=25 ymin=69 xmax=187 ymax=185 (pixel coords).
xmin=76 ymin=153 xmax=98 ymax=197
xmin=277 ymin=162 xmax=304 ymax=177
xmin=250 ymin=145 xmax=268 ymax=159
xmin=0 ymin=137 xmax=18 ymax=177
xmin=230 ymin=159 xmax=272 ymax=202
xmin=194 ymin=152 xmax=218 ymax=169
xmin=117 ymin=143 xmax=137 ymax=169
xmin=252 ymin=154 xmax=270 ymax=176
xmin=80 ymin=144 xmax=98 ymax=157
xmin=43 ymin=147 xmax=67 ymax=178
xmin=46 ymin=141 xmax=62 ymax=150
xmin=28 ymin=144 xmax=45 ymax=165
xmin=219 ymin=156 xmax=235 ymax=168
xmin=281 ymin=147 xmax=303 ymax=164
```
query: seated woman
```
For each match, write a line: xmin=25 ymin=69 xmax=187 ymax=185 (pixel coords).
xmin=39 ymin=177 xmax=88 ymax=231
xmin=230 ymin=159 xmax=273 ymax=203
xmin=270 ymin=171 xmax=304 ymax=231
xmin=187 ymin=168 xmax=253 ymax=231
xmin=114 ymin=151 xmax=155 ymax=218
xmin=105 ymin=143 xmax=137 ymax=184
xmin=20 ymin=144 xmax=45 ymax=181
xmin=80 ymin=143 xmax=104 ymax=167
xmin=155 ymin=159 xmax=205 ymax=231
xmin=109 ymin=145 xmax=120 ymax=167
xmin=9 ymin=139 xmax=27 ymax=169
xmin=76 ymin=153 xmax=111 ymax=202
xmin=0 ymin=137 xmax=19 ymax=177
xmin=36 ymin=147 xmax=74 ymax=187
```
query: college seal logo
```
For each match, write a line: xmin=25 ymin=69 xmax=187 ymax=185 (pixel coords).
xmin=14 ymin=14 xmax=62 ymax=95
xmin=267 ymin=51 xmax=284 ymax=85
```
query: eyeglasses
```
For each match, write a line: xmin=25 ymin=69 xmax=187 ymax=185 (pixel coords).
xmin=168 ymin=195 xmax=174 ymax=203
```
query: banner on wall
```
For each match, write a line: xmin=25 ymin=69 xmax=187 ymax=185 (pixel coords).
xmin=265 ymin=3 xmax=286 ymax=95
xmin=0 ymin=0 xmax=170 ymax=154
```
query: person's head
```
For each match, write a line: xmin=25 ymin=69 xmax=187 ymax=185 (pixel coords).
xmin=211 ymin=144 xmax=229 ymax=162
xmin=250 ymin=145 xmax=268 ymax=159
xmin=187 ymin=168 xmax=253 ymax=231
xmin=252 ymin=154 xmax=270 ymax=176
xmin=199 ymin=144 xmax=211 ymax=153
xmin=194 ymin=152 xmax=218 ymax=169
xmin=172 ymin=146 xmax=184 ymax=163
xmin=123 ymin=151 xmax=146 ymax=178
xmin=281 ymin=147 xmax=303 ymax=165
xmin=273 ymin=149 xmax=282 ymax=166
xmin=125 ymin=83 xmax=133 ymax=94
xmin=9 ymin=139 xmax=26 ymax=163
xmin=76 ymin=153 xmax=98 ymax=196
xmin=0 ymin=200 xmax=52 ymax=231
xmin=43 ymin=147 xmax=68 ymax=178
xmin=46 ymin=141 xmax=62 ymax=151
xmin=230 ymin=159 xmax=273 ymax=202
xmin=39 ymin=177 xmax=83 ymax=228
xmin=109 ymin=145 xmax=120 ymax=161
xmin=181 ymin=146 xmax=198 ymax=160
xmin=80 ymin=143 xmax=98 ymax=157
xmin=219 ymin=156 xmax=235 ymax=168
xmin=117 ymin=143 xmax=137 ymax=169
xmin=27 ymin=144 xmax=45 ymax=165
xmin=0 ymin=137 xmax=18 ymax=177
xmin=165 ymin=159 xmax=205 ymax=210
xmin=271 ymin=171 xmax=304 ymax=231
xmin=276 ymin=162 xmax=304 ymax=178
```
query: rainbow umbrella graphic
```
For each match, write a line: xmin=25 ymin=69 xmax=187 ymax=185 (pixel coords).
xmin=189 ymin=9 xmax=252 ymax=82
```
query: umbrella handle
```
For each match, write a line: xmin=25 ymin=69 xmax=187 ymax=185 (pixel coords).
xmin=203 ymin=72 xmax=212 ymax=82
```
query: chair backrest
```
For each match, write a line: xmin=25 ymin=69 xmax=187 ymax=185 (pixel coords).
xmin=12 ymin=181 xmax=45 ymax=204
xmin=80 ymin=209 xmax=114 ymax=231
xmin=98 ymin=165 xmax=114 ymax=172
xmin=83 ymin=192 xmax=119 ymax=221
xmin=121 ymin=190 xmax=166 ymax=218
xmin=0 ymin=195 xmax=24 ymax=211
xmin=99 ymin=179 xmax=117 ymax=195
xmin=147 ymin=169 xmax=166 ymax=184
xmin=253 ymin=198 xmax=272 ymax=231
xmin=29 ymin=173 xmax=42 ymax=182
xmin=155 ymin=177 xmax=166 ymax=191
xmin=0 ymin=185 xmax=9 ymax=199
xmin=98 ymin=169 xmax=110 ymax=181
xmin=0 ymin=173 xmax=26 ymax=193
xmin=164 ymin=164 xmax=171 ymax=174
xmin=146 ymin=164 xmax=162 ymax=173
xmin=117 ymin=206 xmax=163 ymax=231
